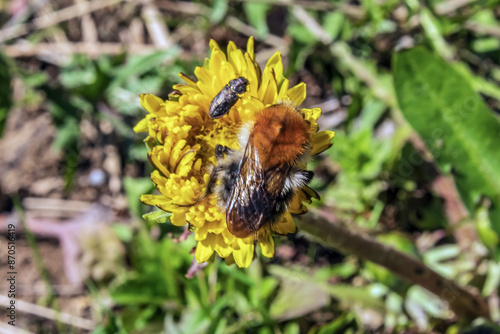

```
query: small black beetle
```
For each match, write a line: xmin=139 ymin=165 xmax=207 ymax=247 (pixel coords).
xmin=209 ymin=77 xmax=249 ymax=119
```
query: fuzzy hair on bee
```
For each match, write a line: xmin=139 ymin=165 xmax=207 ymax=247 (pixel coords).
xmin=204 ymin=101 xmax=316 ymax=238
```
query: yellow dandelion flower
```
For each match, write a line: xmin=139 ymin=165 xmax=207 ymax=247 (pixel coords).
xmin=135 ymin=37 xmax=335 ymax=268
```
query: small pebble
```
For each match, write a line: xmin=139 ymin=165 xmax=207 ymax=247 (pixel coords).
xmin=88 ymin=169 xmax=106 ymax=186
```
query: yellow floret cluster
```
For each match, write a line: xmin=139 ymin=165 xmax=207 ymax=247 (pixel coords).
xmin=134 ymin=37 xmax=335 ymax=268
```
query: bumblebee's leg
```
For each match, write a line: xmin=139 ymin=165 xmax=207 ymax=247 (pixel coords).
xmin=199 ymin=166 xmax=220 ymax=201
xmin=215 ymin=145 xmax=233 ymax=160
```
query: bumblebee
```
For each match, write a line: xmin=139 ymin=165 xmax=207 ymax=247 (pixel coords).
xmin=205 ymin=101 xmax=315 ymax=238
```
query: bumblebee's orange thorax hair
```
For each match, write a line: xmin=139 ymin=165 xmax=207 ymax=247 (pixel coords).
xmin=249 ymin=105 xmax=311 ymax=167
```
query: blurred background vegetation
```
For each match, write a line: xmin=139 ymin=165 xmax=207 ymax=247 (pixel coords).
xmin=0 ymin=0 xmax=500 ymax=333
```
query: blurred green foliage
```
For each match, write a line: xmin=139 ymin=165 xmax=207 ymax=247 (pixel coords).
xmin=0 ymin=52 xmax=12 ymax=137
xmin=394 ymin=48 xmax=500 ymax=237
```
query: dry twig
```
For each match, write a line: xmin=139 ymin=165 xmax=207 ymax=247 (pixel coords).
xmin=3 ymin=42 xmax=160 ymax=58
xmin=435 ymin=0 xmax=478 ymax=15
xmin=465 ymin=20 xmax=500 ymax=38
xmin=0 ymin=295 xmax=94 ymax=330
xmin=230 ymin=0 xmax=365 ymax=20
xmin=0 ymin=321 xmax=34 ymax=334
xmin=0 ymin=0 xmax=124 ymax=43
xmin=142 ymin=1 xmax=173 ymax=49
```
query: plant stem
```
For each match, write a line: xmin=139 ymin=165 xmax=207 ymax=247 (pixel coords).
xmin=296 ymin=210 xmax=490 ymax=321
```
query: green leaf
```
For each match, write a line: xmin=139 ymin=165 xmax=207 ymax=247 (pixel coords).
xmin=357 ymin=99 xmax=386 ymax=131
xmin=406 ymin=285 xmax=450 ymax=319
xmin=288 ymin=20 xmax=318 ymax=45
xmin=269 ymin=266 xmax=386 ymax=317
xmin=283 ymin=322 xmax=300 ymax=334
xmin=482 ymin=261 xmax=500 ymax=296
xmin=423 ymin=244 xmax=461 ymax=277
xmin=142 ymin=209 xmax=172 ymax=224
xmin=210 ymin=0 xmax=228 ymax=23
xmin=322 ymin=12 xmax=344 ymax=41
xmin=52 ymin=117 xmax=80 ymax=150
xmin=472 ymin=38 xmax=500 ymax=53
xmin=91 ymin=312 xmax=128 ymax=334
xmin=243 ymin=2 xmax=270 ymax=38
xmin=111 ymin=274 xmax=170 ymax=305
xmin=469 ymin=9 xmax=498 ymax=26
xmin=476 ymin=203 xmax=499 ymax=252
xmin=123 ymin=177 xmax=154 ymax=217
xmin=119 ymin=305 xmax=160 ymax=332
xmin=393 ymin=48 xmax=500 ymax=234
xmin=60 ymin=65 xmax=97 ymax=89
xmin=258 ymin=277 xmax=279 ymax=301
xmin=317 ymin=312 xmax=355 ymax=334
xmin=109 ymin=49 xmax=179 ymax=89
xmin=269 ymin=277 xmax=329 ymax=321
xmin=164 ymin=309 xmax=211 ymax=334
xmin=112 ymin=224 xmax=133 ymax=242
xmin=321 ymin=284 xmax=386 ymax=312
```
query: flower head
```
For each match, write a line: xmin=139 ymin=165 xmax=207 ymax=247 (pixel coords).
xmin=134 ymin=38 xmax=335 ymax=268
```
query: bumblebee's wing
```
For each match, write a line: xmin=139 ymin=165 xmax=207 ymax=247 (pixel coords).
xmin=226 ymin=143 xmax=289 ymax=238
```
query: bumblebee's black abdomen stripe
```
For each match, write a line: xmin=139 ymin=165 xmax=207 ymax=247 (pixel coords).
xmin=272 ymin=188 xmax=294 ymax=221
xmin=220 ymin=161 xmax=239 ymax=203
